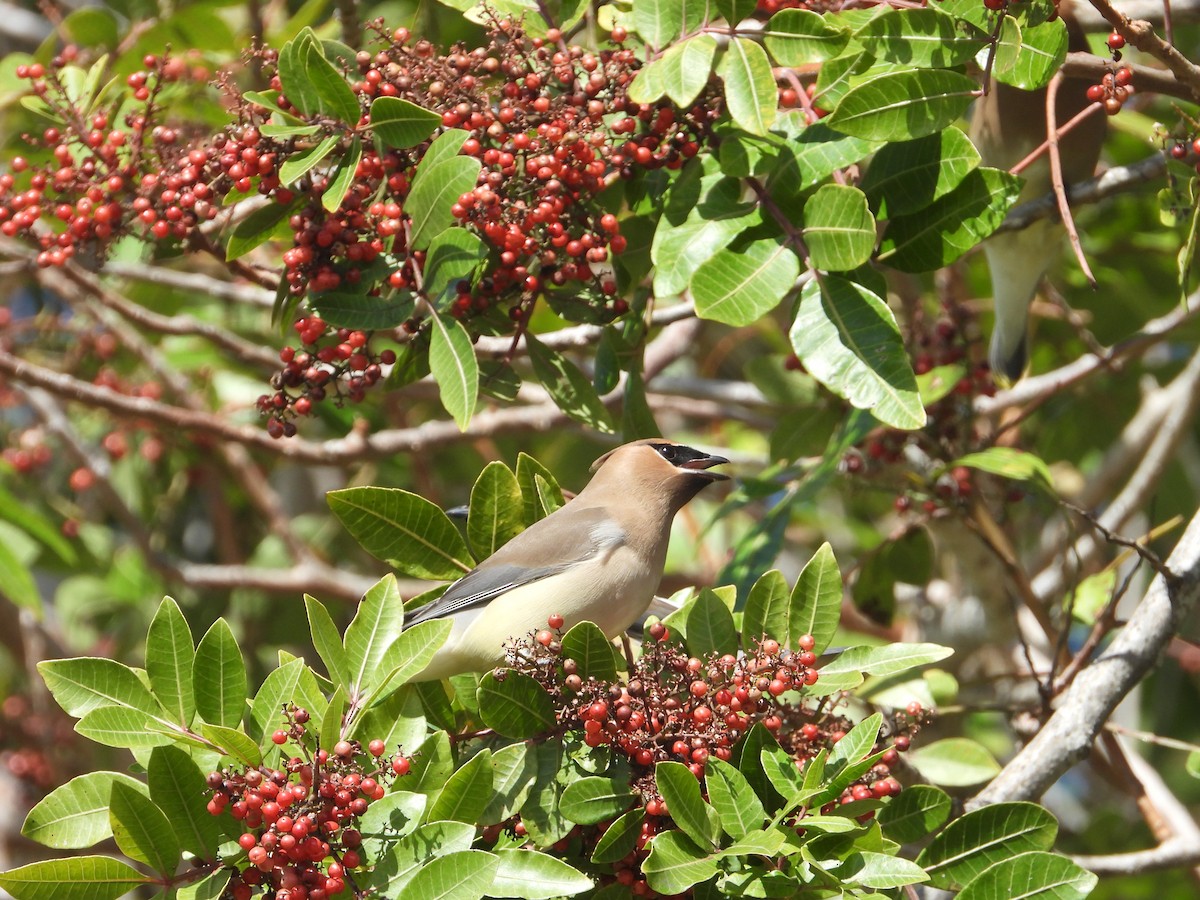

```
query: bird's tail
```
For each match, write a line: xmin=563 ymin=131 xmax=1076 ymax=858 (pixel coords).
xmin=982 ymin=221 xmax=1063 ymax=384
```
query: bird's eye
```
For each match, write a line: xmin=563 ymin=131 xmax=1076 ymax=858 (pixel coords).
xmin=655 ymin=444 xmax=678 ymax=462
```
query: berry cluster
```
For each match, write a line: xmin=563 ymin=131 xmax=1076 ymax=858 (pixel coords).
xmin=205 ymin=705 xmax=409 ymax=900
xmin=1086 ymin=65 xmax=1134 ymax=117
xmin=0 ymin=693 xmax=78 ymax=797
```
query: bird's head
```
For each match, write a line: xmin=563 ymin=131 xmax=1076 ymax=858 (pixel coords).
xmin=588 ymin=439 xmax=730 ymax=511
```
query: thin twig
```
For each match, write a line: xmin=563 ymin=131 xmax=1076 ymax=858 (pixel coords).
xmin=1045 ymin=72 xmax=1097 ymax=287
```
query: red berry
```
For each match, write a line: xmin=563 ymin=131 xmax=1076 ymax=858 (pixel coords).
xmin=271 ymin=730 xmax=288 ymax=745
xmin=547 ymin=614 xmax=564 ymax=629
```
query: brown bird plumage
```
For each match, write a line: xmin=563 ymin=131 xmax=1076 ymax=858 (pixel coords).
xmin=971 ymin=6 xmax=1106 ymax=381
xmin=404 ymin=440 xmax=729 ymax=681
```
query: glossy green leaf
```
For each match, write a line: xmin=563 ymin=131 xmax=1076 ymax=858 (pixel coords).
xmin=37 ymin=658 xmax=159 ymax=718
xmin=75 ymin=706 xmax=169 ymax=749
xmin=300 ymin=36 xmax=361 ymax=123
xmin=846 ymin=851 xmax=930 ymax=889
xmin=763 ymin=9 xmax=851 ymax=65
xmin=685 ymin=589 xmax=739 ymax=657
xmin=429 ymin=309 xmax=480 ymax=431
xmin=108 ymin=782 xmax=179 ymax=875
xmin=908 ymin=737 xmax=1001 ymax=787
xmin=199 ymin=723 xmax=261 ymax=767
xmin=328 ymin=486 xmax=474 ymax=579
xmin=371 ymin=820 xmax=477 ymax=895
xmin=878 ymin=784 xmax=952 ymax=843
xmin=478 ymin=670 xmax=557 ymax=738
xmin=561 ymin=621 xmax=619 ymax=681
xmin=791 ymin=277 xmax=925 ymax=430
xmin=311 ymin=290 xmax=415 ymax=330
xmin=249 ymin=658 xmax=326 ymax=751
xmin=657 ymin=761 xmax=719 ymax=849
xmin=525 ymin=334 xmax=615 ymax=432
xmin=827 ymin=70 xmax=977 ymax=141
xmin=591 ymin=807 xmax=645 ymax=863
xmin=918 ymin=801 xmax=1058 ymax=890
xmin=627 ymin=56 xmax=666 ymax=105
xmin=409 ymin=731 xmax=455 ymax=796
xmin=661 ymin=35 xmax=718 ymax=107
xmin=491 ymin=849 xmax=594 ymax=898
xmin=424 ymin=228 xmax=488 ymax=299
xmin=692 ymin=238 xmax=798 ymax=326
xmin=516 ymin=453 xmax=565 ymax=524
xmin=408 ymin=157 xmax=482 ymax=249
xmin=401 ymin=849 xmax=499 ymax=900
xmin=642 ymin=830 xmax=719 ymax=895
xmin=957 ymin=850 xmax=1097 ymax=900
xmin=803 ymin=184 xmax=876 ymax=271
xmin=358 ymin=791 xmax=427 ymax=854
xmin=880 ymin=166 xmax=1021 ymax=271
xmin=633 ymin=0 xmax=684 ymax=47
xmin=21 ymin=772 xmax=149 ymax=849
xmin=146 ymin=597 xmax=195 ymax=726
xmin=560 ymin=776 xmax=635 ymax=825
xmin=148 ymin=744 xmax=225 ymax=857
xmin=176 ymin=870 xmax=230 ymax=900
xmin=703 ymin=756 xmax=765 ymax=839
xmin=193 ymin=618 xmax=246 ymax=729
xmin=999 ymin=18 xmax=1068 ymax=90
xmin=820 ymin=642 xmax=954 ymax=677
xmin=742 ymin=569 xmax=789 ymax=651
xmin=951 ymin=448 xmax=1053 ymax=485
xmin=716 ymin=0 xmax=756 ymax=25
xmin=428 ymin=749 xmax=494 ymax=823
xmin=370 ymin=96 xmax=441 ymax=148
xmin=323 ymin=136 xmax=360 ymax=211
xmin=0 ymin=856 xmax=148 ymax=900
xmin=790 ymin=542 xmax=841 ymax=653
xmin=718 ymin=37 xmax=777 ymax=136
xmin=480 ymin=744 xmax=537 ymax=826
xmin=862 ymin=129 xmax=980 ymax=217
xmin=225 ymin=199 xmax=297 ymax=260
xmin=278 ymin=134 xmax=339 ymax=185
xmin=343 ymin=574 xmax=406 ymax=703
xmin=305 ymin=594 xmax=350 ymax=688
xmin=855 ymin=8 xmax=985 ymax=67
xmin=467 ymin=461 xmax=525 ymax=560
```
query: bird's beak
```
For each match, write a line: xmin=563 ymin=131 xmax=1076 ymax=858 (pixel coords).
xmin=680 ymin=453 xmax=730 ymax=481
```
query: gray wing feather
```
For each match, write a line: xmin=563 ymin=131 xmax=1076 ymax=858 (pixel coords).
xmin=402 ymin=505 xmax=620 ymax=628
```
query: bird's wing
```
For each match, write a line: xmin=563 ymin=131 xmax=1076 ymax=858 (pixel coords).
xmin=403 ymin=505 xmax=623 ymax=627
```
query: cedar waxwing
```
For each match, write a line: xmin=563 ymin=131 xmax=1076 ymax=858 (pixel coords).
xmin=403 ymin=439 xmax=729 ymax=681
xmin=970 ymin=6 xmax=1105 ymax=382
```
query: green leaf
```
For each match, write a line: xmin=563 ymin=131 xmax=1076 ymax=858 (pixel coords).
xmin=409 ymin=731 xmax=455 ymax=796
xmin=514 ymin=453 xmax=564 ymax=525
xmin=477 ymin=670 xmax=557 ymax=738
xmin=311 ymin=290 xmax=415 ymax=330
xmin=225 ymin=199 xmax=298 ymax=260
xmin=998 ymin=18 xmax=1068 ymax=90
xmin=278 ymin=134 xmax=340 ymax=185
xmin=305 ymin=594 xmax=351 ymax=688
xmin=0 ymin=482 xmax=77 ymax=566
xmin=358 ymin=791 xmax=427 ymax=852
xmin=783 ymin=122 xmax=884 ymax=193
xmin=951 ymin=448 xmax=1053 ymax=486
xmin=718 ymin=37 xmax=777 ymax=136
xmin=176 ymin=870 xmax=230 ymax=900
xmin=37 ymin=658 xmax=159 ymax=718
xmin=560 ymin=621 xmax=619 ymax=681
xmin=63 ymin=7 xmax=119 ymax=47
xmin=370 ymin=96 xmax=442 ymax=148
xmin=957 ymin=850 xmax=1097 ymax=900
xmin=633 ymin=0 xmax=684 ymax=47
xmin=323 ymin=136 xmax=360 ymax=211
xmin=249 ymin=658 xmax=326 ymax=751
xmin=525 ymin=334 xmax=615 ymax=431
xmin=661 ymin=35 xmax=718 ymax=107
xmin=763 ymin=9 xmax=851 ymax=65
xmin=862 ymin=129 xmax=980 ymax=217
xmin=491 ymin=849 xmax=593 ymax=898
xmin=657 ymin=761 xmax=719 ymax=849
xmin=628 ymin=57 xmax=667 ymax=105
xmin=368 ymin=619 xmax=454 ymax=699
xmin=343 ymin=574 xmax=407 ymax=703
xmin=401 ymin=849 xmax=499 ymax=900
xmin=300 ymin=36 xmax=361 ymax=123
xmin=75 ymin=706 xmax=170 ymax=749
xmin=685 ymin=589 xmax=739 ymax=657
xmin=791 ymin=277 xmax=925 ymax=430
xmin=258 ymin=122 xmax=321 ymax=138
xmin=907 ymin=737 xmax=1001 ymax=787
xmin=846 ymin=850 xmax=930 ymax=889
xmin=829 ymin=712 xmax=882 ymax=772
xmin=424 ymin=228 xmax=489 ymax=299
xmin=743 ymin=570 xmax=789 ymax=651
xmin=642 ymin=830 xmax=720 ymax=895
xmin=429 ymin=309 xmax=480 ymax=431
xmin=592 ymin=807 xmax=646 ymax=863
xmin=878 ymin=784 xmax=952 ymax=842
xmin=560 ymin=776 xmax=635 ymax=825
xmin=481 ymin=743 xmax=537 ymax=825
xmin=918 ymin=801 xmax=1058 ymax=890
xmin=819 ymin=642 xmax=954 ymax=677
xmin=428 ymin=749 xmax=494 ymax=823
xmin=855 ymin=8 xmax=984 ymax=67
xmin=467 ymin=462 xmax=525 ymax=560
xmin=0 ymin=856 xmax=149 ymax=900
xmin=145 ymin=597 xmax=195 ymax=726
xmin=193 ymin=618 xmax=246 ymax=729
xmin=692 ymin=237 xmax=799 ymax=326
xmin=790 ymin=542 xmax=841 ymax=653
xmin=827 ymin=70 xmax=977 ymax=141
xmin=703 ymin=756 xmax=765 ymax=839
xmin=108 ymin=782 xmax=180 ymax=875
xmin=371 ymin=820 xmax=477 ymax=895
xmin=408 ymin=158 xmax=483 ymax=249
xmin=22 ymin=772 xmax=149 ymax=849
xmin=328 ymin=486 xmax=474 ymax=580
xmin=148 ymin=745 xmax=225 ymax=857
xmin=879 ymin=167 xmax=1021 ymax=271
xmin=803 ymin=184 xmax=876 ymax=271
xmin=199 ymin=724 xmax=262 ymax=767
xmin=717 ymin=0 xmax=756 ymax=25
